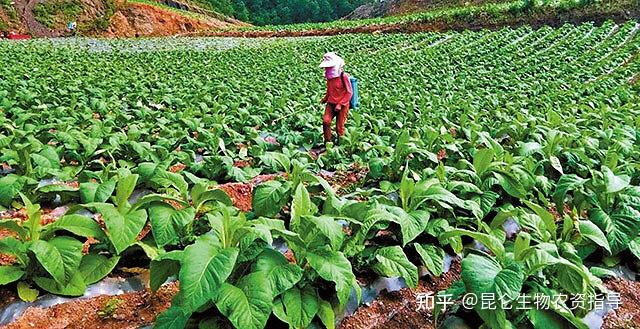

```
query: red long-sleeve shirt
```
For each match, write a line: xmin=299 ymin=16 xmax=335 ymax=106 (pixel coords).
xmin=323 ymin=73 xmax=353 ymax=107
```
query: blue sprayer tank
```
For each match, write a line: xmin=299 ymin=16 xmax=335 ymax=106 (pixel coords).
xmin=349 ymin=76 xmax=359 ymax=109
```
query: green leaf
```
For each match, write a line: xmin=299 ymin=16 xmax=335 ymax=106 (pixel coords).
xmin=90 ymin=203 xmax=147 ymax=254
xmin=555 ymin=262 xmax=587 ymax=294
xmin=291 ymin=184 xmax=313 ymax=230
xmin=194 ymin=189 xmax=232 ymax=208
xmin=281 ymin=286 xmax=319 ymax=328
xmin=549 ymin=156 xmax=563 ymax=174
xmin=602 ymin=166 xmax=630 ymax=193
xmin=34 ymin=272 xmax=87 ymax=296
xmin=254 ymin=249 xmax=302 ymax=297
xmin=528 ymin=308 xmax=573 ymax=329
xmin=317 ymin=299 xmax=335 ymax=329
xmin=495 ymin=172 xmax=527 ymax=199
xmin=179 ymin=238 xmax=238 ymax=311
xmin=304 ymin=216 xmax=344 ymax=251
xmin=473 ymin=148 xmax=494 ymax=177
xmin=42 ymin=214 xmax=105 ymax=239
xmin=80 ymin=180 xmax=116 ymax=203
xmin=79 ymin=254 xmax=120 ymax=285
xmin=17 ymin=282 xmax=39 ymax=302
xmin=151 ymin=170 xmax=189 ymax=199
xmin=590 ymin=205 xmax=640 ymax=255
xmin=49 ymin=236 xmax=84 ymax=282
xmin=29 ymin=240 xmax=65 ymax=284
xmin=383 ymin=205 xmax=428 ymax=246
xmin=440 ymin=228 xmax=505 ymax=260
xmin=414 ymin=244 xmax=444 ymax=276
xmin=461 ymin=253 xmax=524 ymax=302
xmin=148 ymin=203 xmax=195 ymax=247
xmin=151 ymin=259 xmax=180 ymax=292
xmin=115 ymin=174 xmax=138 ymax=210
xmin=523 ymin=201 xmax=557 ymax=238
xmin=154 ymin=306 xmax=192 ymax=329
xmin=629 ymin=237 xmax=640 ymax=260
xmin=0 ymin=266 xmax=24 ymax=284
xmin=373 ymin=246 xmax=418 ymax=288
xmin=252 ymin=180 xmax=289 ymax=217
xmin=214 ymin=273 xmax=273 ymax=329
xmin=553 ymin=175 xmax=587 ymax=205
xmin=0 ymin=175 xmax=24 ymax=207
xmin=306 ymin=247 xmax=358 ymax=307
xmin=520 ymin=244 xmax=560 ymax=274
xmin=578 ymin=220 xmax=611 ymax=254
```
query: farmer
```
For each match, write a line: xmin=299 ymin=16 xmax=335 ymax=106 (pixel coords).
xmin=320 ymin=52 xmax=353 ymax=145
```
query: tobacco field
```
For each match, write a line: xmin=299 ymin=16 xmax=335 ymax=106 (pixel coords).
xmin=0 ymin=20 xmax=639 ymax=328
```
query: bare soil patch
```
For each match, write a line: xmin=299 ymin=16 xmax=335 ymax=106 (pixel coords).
xmin=1 ymin=282 xmax=178 ymax=329
xmin=602 ymin=278 xmax=640 ymax=329
xmin=339 ymin=260 xmax=461 ymax=329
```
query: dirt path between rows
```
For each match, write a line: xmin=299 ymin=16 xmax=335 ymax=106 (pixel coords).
xmin=339 ymin=260 xmax=461 ymax=329
xmin=13 ymin=0 xmax=57 ymax=37
xmin=1 ymin=282 xmax=178 ymax=329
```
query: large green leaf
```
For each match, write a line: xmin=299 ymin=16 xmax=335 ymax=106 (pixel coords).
xmin=0 ymin=266 xmax=24 ymax=285
xmin=0 ymin=175 xmax=25 ymax=207
xmin=90 ymin=203 xmax=147 ymax=254
xmin=373 ymin=246 xmax=418 ymax=288
xmin=253 ymin=180 xmax=289 ymax=217
xmin=523 ymin=201 xmax=557 ymax=238
xmin=495 ymin=172 xmax=527 ymax=199
xmin=578 ymin=220 xmax=610 ymax=254
xmin=306 ymin=247 xmax=358 ymax=306
xmin=414 ymin=244 xmax=444 ymax=276
xmin=179 ymin=237 xmax=238 ymax=311
xmin=291 ymin=184 xmax=313 ymax=230
xmin=42 ymin=214 xmax=105 ymax=239
xmin=79 ymin=254 xmax=120 ymax=285
xmin=29 ymin=240 xmax=65 ymax=284
xmin=148 ymin=203 xmax=195 ymax=247
xmin=279 ymin=286 xmax=319 ymax=329
xmin=602 ymin=166 xmax=630 ymax=194
xmin=589 ymin=205 xmax=640 ymax=254
xmin=115 ymin=173 xmax=139 ymax=210
xmin=34 ymin=272 xmax=87 ymax=296
xmin=214 ymin=273 xmax=273 ymax=329
xmin=385 ymin=206 xmax=428 ymax=246
xmin=49 ymin=236 xmax=84 ymax=282
xmin=303 ymin=216 xmax=344 ymax=251
xmin=461 ymin=253 xmax=524 ymax=303
xmin=79 ymin=180 xmax=116 ymax=203
xmin=154 ymin=306 xmax=192 ymax=329
xmin=552 ymin=174 xmax=587 ymax=205
xmin=253 ymin=249 xmax=302 ymax=297
xmin=528 ymin=309 xmax=573 ymax=329
xmin=473 ymin=148 xmax=495 ymax=177
xmin=317 ymin=299 xmax=335 ymax=329
xmin=440 ymin=228 xmax=505 ymax=260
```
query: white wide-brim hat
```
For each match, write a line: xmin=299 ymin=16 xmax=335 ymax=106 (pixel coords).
xmin=319 ymin=52 xmax=344 ymax=68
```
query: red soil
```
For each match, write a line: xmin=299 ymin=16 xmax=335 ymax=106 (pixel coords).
xmin=104 ymin=1 xmax=235 ymax=38
xmin=1 ymin=282 xmax=179 ymax=329
xmin=339 ymin=260 xmax=461 ymax=329
xmin=602 ymin=278 xmax=640 ymax=329
xmin=216 ymin=173 xmax=281 ymax=212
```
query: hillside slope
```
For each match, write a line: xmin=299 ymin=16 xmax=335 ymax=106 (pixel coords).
xmin=0 ymin=0 xmax=246 ymax=37
xmin=346 ymin=0 xmax=510 ymax=18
